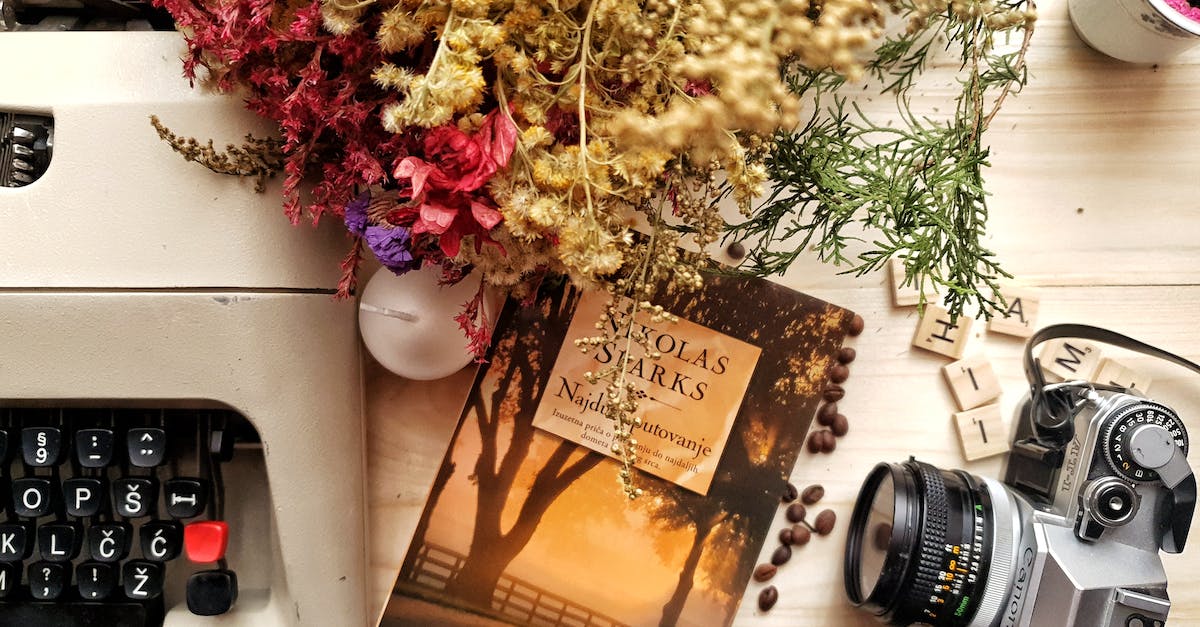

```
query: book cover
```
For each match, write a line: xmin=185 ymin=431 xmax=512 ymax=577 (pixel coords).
xmin=385 ymin=273 xmax=855 ymax=627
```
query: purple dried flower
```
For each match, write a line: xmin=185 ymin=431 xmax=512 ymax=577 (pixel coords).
xmin=365 ymin=224 xmax=418 ymax=274
xmin=343 ymin=191 xmax=370 ymax=236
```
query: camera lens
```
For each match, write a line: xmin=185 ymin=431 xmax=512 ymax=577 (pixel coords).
xmin=844 ymin=461 xmax=997 ymax=626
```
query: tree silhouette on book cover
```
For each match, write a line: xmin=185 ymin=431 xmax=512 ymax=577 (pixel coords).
xmin=392 ymin=274 xmax=852 ymax=626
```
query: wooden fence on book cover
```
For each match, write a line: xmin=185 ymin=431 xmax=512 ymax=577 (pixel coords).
xmin=402 ymin=542 xmax=631 ymax=627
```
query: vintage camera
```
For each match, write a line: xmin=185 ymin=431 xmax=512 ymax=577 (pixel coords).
xmin=843 ymin=325 xmax=1198 ymax=627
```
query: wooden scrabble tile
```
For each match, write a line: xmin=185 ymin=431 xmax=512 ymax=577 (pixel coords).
xmin=1038 ymin=339 xmax=1103 ymax=382
xmin=954 ymin=403 xmax=1011 ymax=461
xmin=889 ymin=258 xmax=937 ymax=307
xmin=912 ymin=305 xmax=973 ymax=359
xmin=987 ymin=286 xmax=1040 ymax=338
xmin=1093 ymin=357 xmax=1153 ymax=393
xmin=942 ymin=356 xmax=1003 ymax=411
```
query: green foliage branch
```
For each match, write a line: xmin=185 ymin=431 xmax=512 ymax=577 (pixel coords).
xmin=727 ymin=0 xmax=1037 ymax=319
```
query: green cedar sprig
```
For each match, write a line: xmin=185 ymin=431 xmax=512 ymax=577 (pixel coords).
xmin=727 ymin=0 xmax=1036 ymax=319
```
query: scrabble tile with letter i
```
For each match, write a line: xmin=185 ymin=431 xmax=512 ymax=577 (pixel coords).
xmin=954 ymin=403 xmax=1011 ymax=461
xmin=942 ymin=356 xmax=1002 ymax=411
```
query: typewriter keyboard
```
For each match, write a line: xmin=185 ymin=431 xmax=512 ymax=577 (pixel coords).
xmin=0 ymin=407 xmax=256 ymax=625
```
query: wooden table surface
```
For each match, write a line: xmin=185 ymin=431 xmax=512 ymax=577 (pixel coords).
xmin=365 ymin=3 xmax=1200 ymax=625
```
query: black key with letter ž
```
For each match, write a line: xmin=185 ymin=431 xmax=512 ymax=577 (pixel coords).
xmin=122 ymin=560 xmax=164 ymax=600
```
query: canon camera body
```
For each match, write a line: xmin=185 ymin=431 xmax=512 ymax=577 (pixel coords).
xmin=844 ymin=325 xmax=1197 ymax=627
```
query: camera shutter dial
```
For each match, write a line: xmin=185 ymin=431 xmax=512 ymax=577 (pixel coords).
xmin=1102 ymin=402 xmax=1189 ymax=483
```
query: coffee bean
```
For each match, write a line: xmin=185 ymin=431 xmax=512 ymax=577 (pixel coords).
xmin=771 ymin=544 xmax=792 ymax=566
xmin=807 ymin=432 xmax=822 ymax=453
xmin=817 ymin=402 xmax=838 ymax=426
xmin=818 ymin=430 xmax=837 ymax=453
xmin=786 ymin=502 xmax=807 ymax=523
xmin=829 ymin=363 xmax=850 ymax=384
xmin=832 ymin=413 xmax=850 ymax=437
xmin=848 ymin=314 xmax=865 ymax=336
xmin=823 ymin=383 xmax=845 ymax=402
xmin=837 ymin=347 xmax=857 ymax=364
xmin=801 ymin=485 xmax=825 ymax=505
xmin=815 ymin=509 xmax=837 ymax=535
xmin=753 ymin=563 xmax=778 ymax=582
xmin=727 ymin=241 xmax=747 ymax=261
xmin=779 ymin=527 xmax=794 ymax=545
xmin=791 ymin=523 xmax=812 ymax=546
xmin=758 ymin=585 xmax=779 ymax=612
xmin=782 ymin=482 xmax=798 ymax=503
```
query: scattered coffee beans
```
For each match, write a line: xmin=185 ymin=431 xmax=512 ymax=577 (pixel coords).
xmin=814 ymin=509 xmax=837 ymax=535
xmin=782 ymin=482 xmax=798 ymax=503
xmin=771 ymin=544 xmax=792 ymax=566
xmin=753 ymin=563 xmax=778 ymax=582
xmin=779 ymin=527 xmax=794 ymax=546
xmin=837 ymin=347 xmax=856 ymax=364
xmin=758 ymin=586 xmax=779 ymax=611
xmin=829 ymin=363 xmax=850 ymax=384
xmin=806 ymin=432 xmax=822 ymax=453
xmin=822 ymin=383 xmax=845 ymax=402
xmin=848 ymin=313 xmax=865 ymax=336
xmin=785 ymin=502 xmax=807 ymax=523
xmin=791 ymin=523 xmax=812 ymax=546
xmin=801 ymin=485 xmax=825 ymax=505
xmin=817 ymin=402 xmax=838 ymax=426
xmin=831 ymin=414 xmax=850 ymax=437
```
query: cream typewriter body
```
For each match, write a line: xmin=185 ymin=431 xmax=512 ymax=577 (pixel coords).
xmin=0 ymin=31 xmax=368 ymax=626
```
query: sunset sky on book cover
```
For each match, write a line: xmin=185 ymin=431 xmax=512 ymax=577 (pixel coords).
xmin=387 ymin=274 xmax=854 ymax=627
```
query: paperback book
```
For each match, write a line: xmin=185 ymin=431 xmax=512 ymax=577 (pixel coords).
xmin=385 ymin=273 xmax=855 ymax=627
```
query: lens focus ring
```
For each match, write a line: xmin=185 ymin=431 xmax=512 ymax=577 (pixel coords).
xmin=904 ymin=464 xmax=951 ymax=614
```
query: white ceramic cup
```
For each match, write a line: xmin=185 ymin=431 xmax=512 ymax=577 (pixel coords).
xmin=1069 ymin=0 xmax=1200 ymax=63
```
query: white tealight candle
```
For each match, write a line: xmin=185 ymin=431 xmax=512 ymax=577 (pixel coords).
xmin=358 ymin=266 xmax=484 ymax=380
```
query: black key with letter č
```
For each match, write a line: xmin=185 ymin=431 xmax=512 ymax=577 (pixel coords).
xmin=77 ymin=561 xmax=117 ymax=600
xmin=75 ymin=428 xmax=115 ymax=468
xmin=140 ymin=521 xmax=182 ymax=562
xmin=126 ymin=428 xmax=167 ymax=468
xmin=37 ymin=523 xmax=81 ymax=562
xmin=164 ymin=477 xmax=208 ymax=519
xmin=12 ymin=477 xmax=53 ymax=518
xmin=87 ymin=522 xmax=132 ymax=563
xmin=122 ymin=560 xmax=164 ymax=600
xmin=62 ymin=477 xmax=105 ymax=517
xmin=28 ymin=561 xmax=67 ymax=600
xmin=112 ymin=477 xmax=157 ymax=518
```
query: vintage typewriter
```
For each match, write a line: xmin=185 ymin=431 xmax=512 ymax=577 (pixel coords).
xmin=1 ymin=7 xmax=369 ymax=627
